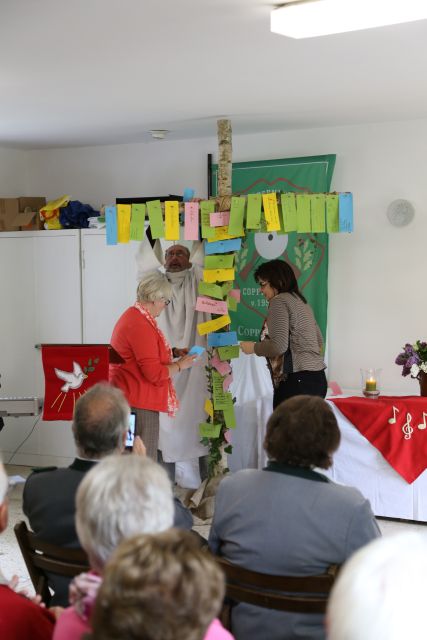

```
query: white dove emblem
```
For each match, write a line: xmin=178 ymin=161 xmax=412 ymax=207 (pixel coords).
xmin=54 ymin=361 xmax=88 ymax=392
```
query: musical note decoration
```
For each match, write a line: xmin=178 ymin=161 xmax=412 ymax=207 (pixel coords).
xmin=388 ymin=406 xmax=399 ymax=425
xmin=402 ymin=413 xmax=413 ymax=440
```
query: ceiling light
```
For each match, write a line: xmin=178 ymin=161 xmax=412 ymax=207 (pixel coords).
xmin=271 ymin=0 xmax=427 ymax=39
xmin=149 ymin=129 xmax=169 ymax=140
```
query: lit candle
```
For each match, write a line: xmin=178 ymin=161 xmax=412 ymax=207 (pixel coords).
xmin=365 ymin=377 xmax=377 ymax=392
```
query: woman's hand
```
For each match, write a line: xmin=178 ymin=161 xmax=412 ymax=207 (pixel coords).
xmin=240 ymin=341 xmax=256 ymax=355
xmin=173 ymin=347 xmax=189 ymax=358
xmin=178 ymin=353 xmax=198 ymax=370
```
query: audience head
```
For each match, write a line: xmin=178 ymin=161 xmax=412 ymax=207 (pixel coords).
xmin=0 ymin=459 xmax=8 ymax=532
xmin=136 ymin=270 xmax=172 ymax=303
xmin=327 ymin=532 xmax=427 ymax=640
xmin=72 ymin=383 xmax=129 ymax=459
xmin=264 ymin=395 xmax=340 ymax=469
xmin=254 ymin=259 xmax=306 ymax=302
xmin=75 ymin=454 xmax=173 ymax=572
xmin=90 ymin=529 xmax=225 ymax=640
xmin=164 ymin=244 xmax=191 ymax=273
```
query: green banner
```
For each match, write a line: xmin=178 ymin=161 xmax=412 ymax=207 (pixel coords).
xmin=211 ymin=154 xmax=336 ymax=342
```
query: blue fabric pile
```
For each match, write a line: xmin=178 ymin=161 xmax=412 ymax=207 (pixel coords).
xmin=59 ymin=201 xmax=100 ymax=228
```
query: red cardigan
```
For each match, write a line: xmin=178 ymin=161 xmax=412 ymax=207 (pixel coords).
xmin=0 ymin=585 xmax=55 ymax=639
xmin=109 ymin=307 xmax=171 ymax=412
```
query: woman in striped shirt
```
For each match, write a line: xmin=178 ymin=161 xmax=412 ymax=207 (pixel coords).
xmin=240 ymin=259 xmax=327 ymax=408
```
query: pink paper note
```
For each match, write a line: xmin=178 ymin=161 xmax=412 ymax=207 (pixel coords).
xmin=184 ymin=202 xmax=199 ymax=240
xmin=195 ymin=296 xmax=228 ymax=315
xmin=210 ymin=211 xmax=230 ymax=227
xmin=224 ymin=429 xmax=232 ymax=444
xmin=223 ymin=373 xmax=233 ymax=391
xmin=211 ymin=354 xmax=232 ymax=376
xmin=228 ymin=289 xmax=241 ymax=302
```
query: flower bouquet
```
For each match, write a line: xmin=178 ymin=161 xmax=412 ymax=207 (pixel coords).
xmin=395 ymin=341 xmax=427 ymax=378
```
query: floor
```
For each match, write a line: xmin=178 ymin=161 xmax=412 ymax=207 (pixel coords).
xmin=2 ymin=464 xmax=427 ymax=595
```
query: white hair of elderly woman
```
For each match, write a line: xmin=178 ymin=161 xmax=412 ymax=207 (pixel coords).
xmin=327 ymin=531 xmax=427 ymax=640
xmin=136 ymin=270 xmax=172 ymax=303
xmin=0 ymin=460 xmax=7 ymax=504
xmin=75 ymin=454 xmax=174 ymax=572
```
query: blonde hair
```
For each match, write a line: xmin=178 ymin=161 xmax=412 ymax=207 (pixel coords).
xmin=136 ymin=271 xmax=172 ymax=302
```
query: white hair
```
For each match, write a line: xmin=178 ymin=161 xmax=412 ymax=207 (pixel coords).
xmin=136 ymin=271 xmax=172 ymax=303
xmin=75 ymin=455 xmax=174 ymax=572
xmin=327 ymin=532 xmax=427 ymax=640
xmin=0 ymin=460 xmax=7 ymax=504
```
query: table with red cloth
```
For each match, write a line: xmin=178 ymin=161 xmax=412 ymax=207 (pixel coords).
xmin=324 ymin=397 xmax=427 ymax=521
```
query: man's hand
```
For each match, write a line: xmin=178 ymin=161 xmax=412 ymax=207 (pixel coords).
xmin=240 ymin=341 xmax=256 ymax=355
xmin=132 ymin=435 xmax=146 ymax=457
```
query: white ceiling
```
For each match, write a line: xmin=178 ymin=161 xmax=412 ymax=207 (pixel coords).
xmin=2 ymin=0 xmax=427 ymax=149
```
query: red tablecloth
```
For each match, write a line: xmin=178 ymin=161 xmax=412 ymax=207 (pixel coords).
xmin=330 ymin=396 xmax=427 ymax=484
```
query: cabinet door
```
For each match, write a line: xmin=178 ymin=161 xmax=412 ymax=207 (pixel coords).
xmin=81 ymin=230 xmax=138 ymax=343
xmin=0 ymin=230 xmax=81 ymax=465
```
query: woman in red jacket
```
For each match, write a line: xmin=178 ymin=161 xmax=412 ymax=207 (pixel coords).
xmin=110 ymin=271 xmax=196 ymax=459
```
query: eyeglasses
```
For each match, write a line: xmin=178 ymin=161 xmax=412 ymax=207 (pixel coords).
xmin=162 ymin=299 xmax=171 ymax=305
xmin=257 ymin=281 xmax=269 ymax=288
xmin=165 ymin=251 xmax=187 ymax=259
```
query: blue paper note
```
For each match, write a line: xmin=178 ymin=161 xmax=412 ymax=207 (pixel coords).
xmin=188 ymin=345 xmax=205 ymax=356
xmin=339 ymin=193 xmax=354 ymax=233
xmin=207 ymin=331 xmax=238 ymax=347
xmin=183 ymin=188 xmax=195 ymax=202
xmin=204 ymin=238 xmax=242 ymax=255
xmin=105 ymin=206 xmax=118 ymax=245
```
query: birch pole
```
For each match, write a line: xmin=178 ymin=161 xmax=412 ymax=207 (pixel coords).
xmin=217 ymin=119 xmax=232 ymax=210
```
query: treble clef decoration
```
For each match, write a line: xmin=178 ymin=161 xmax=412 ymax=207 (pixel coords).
xmin=402 ymin=413 xmax=414 ymax=440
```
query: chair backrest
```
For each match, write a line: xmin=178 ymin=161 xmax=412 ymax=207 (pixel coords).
xmin=216 ymin=557 xmax=338 ymax=616
xmin=14 ymin=520 xmax=90 ymax=605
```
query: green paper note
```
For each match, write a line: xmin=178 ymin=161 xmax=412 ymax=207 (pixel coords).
xmin=199 ymin=422 xmax=222 ymax=438
xmin=223 ymin=406 xmax=236 ymax=429
xmin=296 ymin=194 xmax=311 ymax=233
xmin=227 ymin=295 xmax=238 ymax=312
xmin=311 ymin=194 xmax=326 ymax=232
xmin=200 ymin=200 xmax=216 ymax=239
xmin=130 ymin=204 xmax=146 ymax=241
xmin=221 ymin=282 xmax=233 ymax=296
xmin=204 ymin=254 xmax=235 ymax=269
xmin=228 ymin=196 xmax=245 ymax=236
xmin=212 ymin=371 xmax=234 ymax=409
xmin=281 ymin=193 xmax=297 ymax=232
xmin=198 ymin=281 xmax=224 ymax=300
xmin=146 ymin=200 xmax=164 ymax=238
xmin=246 ymin=193 xmax=262 ymax=229
xmin=326 ymin=194 xmax=339 ymax=232
xmin=218 ymin=345 xmax=240 ymax=360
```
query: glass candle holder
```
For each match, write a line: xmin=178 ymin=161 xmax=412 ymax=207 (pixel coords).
xmin=361 ymin=368 xmax=381 ymax=398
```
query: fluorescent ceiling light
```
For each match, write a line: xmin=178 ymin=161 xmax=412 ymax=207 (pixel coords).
xmin=271 ymin=0 xmax=427 ymax=39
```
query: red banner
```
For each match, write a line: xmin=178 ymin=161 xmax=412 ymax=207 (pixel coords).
xmin=331 ymin=396 xmax=427 ymax=483
xmin=42 ymin=345 xmax=109 ymax=421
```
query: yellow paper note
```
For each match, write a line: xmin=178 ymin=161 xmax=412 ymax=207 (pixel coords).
xmin=262 ymin=193 xmax=281 ymax=232
xmin=117 ymin=204 xmax=131 ymax=243
xmin=197 ymin=314 xmax=231 ymax=336
xmin=209 ymin=226 xmax=240 ymax=242
xmin=164 ymin=201 xmax=180 ymax=240
xmin=204 ymin=398 xmax=214 ymax=419
xmin=203 ymin=268 xmax=235 ymax=283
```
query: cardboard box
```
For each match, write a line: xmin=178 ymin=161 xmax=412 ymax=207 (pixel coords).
xmin=0 ymin=197 xmax=46 ymax=231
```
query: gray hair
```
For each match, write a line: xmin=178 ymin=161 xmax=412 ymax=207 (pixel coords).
xmin=75 ymin=455 xmax=174 ymax=572
xmin=72 ymin=383 xmax=129 ymax=459
xmin=136 ymin=271 xmax=172 ymax=303
xmin=327 ymin=532 xmax=427 ymax=640
xmin=0 ymin=460 xmax=7 ymax=504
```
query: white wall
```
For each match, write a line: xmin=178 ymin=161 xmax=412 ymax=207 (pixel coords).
xmin=18 ymin=119 xmax=427 ymax=394
xmin=0 ymin=147 xmax=28 ymax=194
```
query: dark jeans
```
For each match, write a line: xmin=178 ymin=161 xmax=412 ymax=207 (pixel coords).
xmin=273 ymin=370 xmax=328 ymax=409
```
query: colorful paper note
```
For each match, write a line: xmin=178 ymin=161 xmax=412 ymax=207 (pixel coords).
xmin=296 ymin=194 xmax=311 ymax=233
xmin=326 ymin=194 xmax=339 ymax=232
xmin=218 ymin=345 xmax=240 ymax=361
xmin=227 ymin=295 xmax=238 ymax=312
xmin=204 ymin=254 xmax=235 ymax=269
xmin=197 ymin=314 xmax=231 ymax=336
xmin=105 ymin=206 xmax=118 ymax=245
xmin=339 ymin=192 xmax=354 ymax=232
xmin=224 ymin=429 xmax=232 ymax=444
xmin=246 ymin=193 xmax=262 ymax=229
xmin=208 ymin=331 xmax=238 ymax=347
xmin=199 ymin=422 xmax=221 ymax=438
xmin=262 ymin=193 xmax=281 ymax=232
xmin=130 ymin=204 xmax=146 ymax=241
xmin=200 ymin=200 xmax=216 ymax=239
xmin=117 ymin=204 xmax=131 ymax=243
xmin=184 ymin=201 xmax=199 ymax=240
xmin=212 ymin=371 xmax=234 ymax=409
xmin=198 ymin=281 xmax=224 ymax=300
xmin=221 ymin=282 xmax=233 ymax=296
xmin=228 ymin=196 xmax=246 ymax=236
xmin=164 ymin=201 xmax=180 ymax=240
xmin=195 ymin=296 xmax=228 ymax=315
xmin=183 ymin=188 xmax=195 ymax=202
xmin=281 ymin=193 xmax=297 ymax=232
xmin=211 ymin=226 xmax=240 ymax=241
xmin=228 ymin=289 xmax=241 ymax=302
xmin=204 ymin=238 xmax=242 ymax=254
xmin=204 ymin=398 xmax=214 ymax=419
xmin=311 ymin=194 xmax=326 ymax=233
xmin=203 ymin=268 xmax=235 ymax=283
xmin=210 ymin=211 xmax=230 ymax=227
xmin=223 ymin=374 xmax=233 ymax=392
xmin=223 ymin=404 xmax=236 ymax=428
xmin=211 ymin=354 xmax=232 ymax=376
xmin=146 ymin=200 xmax=164 ymax=238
